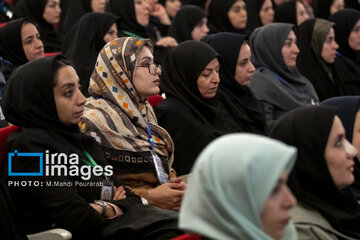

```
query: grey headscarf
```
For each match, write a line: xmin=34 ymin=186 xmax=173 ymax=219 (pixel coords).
xmin=249 ymin=23 xmax=318 ymax=111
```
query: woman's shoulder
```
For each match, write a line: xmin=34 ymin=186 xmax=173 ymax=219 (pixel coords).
xmin=155 ymin=97 xmax=192 ymax=115
xmin=293 ymin=203 xmax=357 ymax=240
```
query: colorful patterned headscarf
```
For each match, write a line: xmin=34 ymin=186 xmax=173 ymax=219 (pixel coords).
xmin=80 ymin=37 xmax=174 ymax=175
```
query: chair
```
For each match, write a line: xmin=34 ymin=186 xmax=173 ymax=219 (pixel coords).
xmin=147 ymin=94 xmax=164 ymax=107
xmin=0 ymin=125 xmax=72 ymax=240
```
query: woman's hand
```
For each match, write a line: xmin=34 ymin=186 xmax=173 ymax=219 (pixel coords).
xmin=113 ymin=185 xmax=126 ymax=200
xmin=156 ymin=37 xmax=178 ymax=47
xmin=147 ymin=182 xmax=185 ymax=211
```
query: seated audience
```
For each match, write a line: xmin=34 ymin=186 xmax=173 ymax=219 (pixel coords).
xmin=2 ymin=55 xmax=180 ymax=240
xmin=202 ymin=32 xmax=267 ymax=135
xmin=296 ymin=18 xmax=344 ymax=101
xmin=159 ymin=0 xmax=181 ymax=20
xmin=168 ymin=5 xmax=209 ymax=43
xmin=179 ymin=133 xmax=297 ymax=240
xmin=155 ymin=41 xmax=240 ymax=176
xmin=270 ymin=106 xmax=360 ymax=239
xmin=329 ymin=9 xmax=360 ymax=95
xmin=80 ymin=37 xmax=185 ymax=211
xmin=207 ymin=0 xmax=247 ymax=34
xmin=13 ymin=0 xmax=62 ymax=53
xmin=62 ymin=12 xmax=119 ymax=97
xmin=249 ymin=23 xmax=318 ymax=126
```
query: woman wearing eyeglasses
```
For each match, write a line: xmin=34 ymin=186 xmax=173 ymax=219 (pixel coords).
xmin=80 ymin=37 xmax=186 ymax=212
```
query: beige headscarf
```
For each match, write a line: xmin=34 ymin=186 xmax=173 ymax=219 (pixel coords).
xmin=80 ymin=37 xmax=174 ymax=191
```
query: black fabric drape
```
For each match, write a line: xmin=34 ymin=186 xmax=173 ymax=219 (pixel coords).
xmin=270 ymin=106 xmax=360 ymax=239
xmin=245 ymin=0 xmax=265 ymax=34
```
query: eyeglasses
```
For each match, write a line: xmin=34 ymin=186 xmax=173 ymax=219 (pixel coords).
xmin=136 ymin=63 xmax=161 ymax=75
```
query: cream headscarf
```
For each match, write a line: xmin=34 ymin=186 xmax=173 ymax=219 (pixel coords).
xmin=179 ymin=133 xmax=297 ymax=240
xmin=80 ymin=37 xmax=174 ymax=175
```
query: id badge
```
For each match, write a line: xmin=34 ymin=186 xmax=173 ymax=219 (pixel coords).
xmin=152 ymin=152 xmax=168 ymax=184
xmin=100 ymin=179 xmax=114 ymax=201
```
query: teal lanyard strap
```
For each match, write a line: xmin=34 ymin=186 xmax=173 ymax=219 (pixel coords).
xmin=122 ymin=31 xmax=144 ymax=39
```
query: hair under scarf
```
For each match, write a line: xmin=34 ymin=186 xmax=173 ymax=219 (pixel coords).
xmin=179 ymin=133 xmax=297 ymax=240
xmin=270 ymin=106 xmax=360 ymax=238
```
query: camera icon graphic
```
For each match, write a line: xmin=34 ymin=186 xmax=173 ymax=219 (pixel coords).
xmin=8 ymin=150 xmax=43 ymax=176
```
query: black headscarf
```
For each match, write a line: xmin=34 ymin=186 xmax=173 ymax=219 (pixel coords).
xmin=2 ymin=55 xmax=78 ymax=133
xmin=155 ymin=40 xmax=240 ymax=174
xmin=249 ymin=23 xmax=318 ymax=111
xmin=159 ymin=41 xmax=224 ymax=125
xmin=311 ymin=0 xmax=333 ymax=19
xmin=245 ymin=0 xmax=264 ymax=34
xmin=296 ymin=18 xmax=344 ymax=101
xmin=345 ymin=0 xmax=360 ymax=10
xmin=201 ymin=32 xmax=266 ymax=135
xmin=62 ymin=12 xmax=119 ymax=97
xmin=207 ymin=0 xmax=245 ymax=34
xmin=328 ymin=9 xmax=360 ymax=95
xmin=13 ymin=0 xmax=61 ymax=52
xmin=270 ymin=106 xmax=360 ymax=239
xmin=168 ymin=5 xmax=207 ymax=43
xmin=274 ymin=1 xmax=297 ymax=26
xmin=107 ymin=0 xmax=147 ymax=38
xmin=184 ymin=0 xmax=208 ymax=10
xmin=59 ymin=0 xmax=92 ymax=35
xmin=321 ymin=96 xmax=360 ymax=199
xmin=0 ymin=18 xmax=30 ymax=66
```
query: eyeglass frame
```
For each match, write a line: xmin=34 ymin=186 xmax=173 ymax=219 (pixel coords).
xmin=136 ymin=63 xmax=161 ymax=75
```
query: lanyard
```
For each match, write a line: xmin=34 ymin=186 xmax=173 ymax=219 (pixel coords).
xmin=147 ymin=123 xmax=155 ymax=149
xmin=82 ymin=148 xmax=98 ymax=167
xmin=122 ymin=31 xmax=144 ymax=39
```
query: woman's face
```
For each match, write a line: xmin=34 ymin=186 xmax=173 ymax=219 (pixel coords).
xmin=54 ymin=65 xmax=86 ymax=125
xmin=197 ymin=58 xmax=220 ymax=99
xmin=296 ymin=1 xmax=309 ymax=26
xmin=21 ymin=23 xmax=44 ymax=62
xmin=135 ymin=0 xmax=151 ymax=27
xmin=103 ymin=23 xmax=118 ymax=43
xmin=91 ymin=0 xmax=106 ymax=12
xmin=325 ymin=116 xmax=358 ymax=190
xmin=273 ymin=0 xmax=288 ymax=5
xmin=133 ymin=46 xmax=161 ymax=100
xmin=165 ymin=0 xmax=181 ymax=18
xmin=321 ymin=28 xmax=338 ymax=64
xmin=43 ymin=0 xmax=61 ymax=24
xmin=227 ymin=0 xmax=247 ymax=30
xmin=281 ymin=30 xmax=299 ymax=70
xmin=349 ymin=19 xmax=360 ymax=51
xmin=261 ymin=170 xmax=297 ymax=240
xmin=235 ymin=43 xmax=255 ymax=86
xmin=259 ymin=0 xmax=274 ymax=26
xmin=330 ymin=0 xmax=344 ymax=15
xmin=191 ymin=17 xmax=209 ymax=41
xmin=352 ymin=111 xmax=360 ymax=160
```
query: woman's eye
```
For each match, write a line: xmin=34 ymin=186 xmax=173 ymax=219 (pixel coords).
xmin=64 ymin=90 xmax=73 ymax=97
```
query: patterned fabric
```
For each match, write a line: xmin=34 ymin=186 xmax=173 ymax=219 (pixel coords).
xmin=80 ymin=37 xmax=174 ymax=179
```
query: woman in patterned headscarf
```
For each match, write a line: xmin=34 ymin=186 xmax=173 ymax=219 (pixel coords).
xmin=80 ymin=37 xmax=185 ymax=211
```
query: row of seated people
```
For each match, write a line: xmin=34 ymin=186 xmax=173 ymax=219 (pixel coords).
xmin=2 ymin=37 xmax=360 ymax=239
